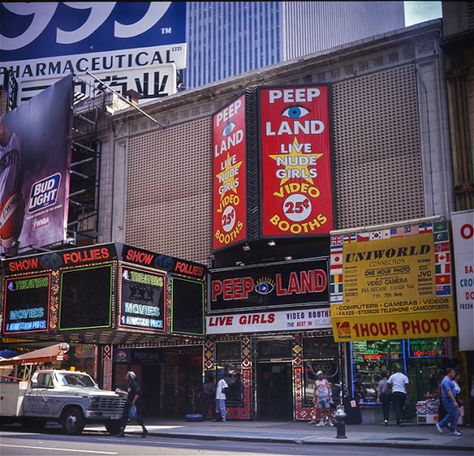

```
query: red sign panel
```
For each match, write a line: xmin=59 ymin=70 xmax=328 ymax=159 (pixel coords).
xmin=260 ymin=86 xmax=333 ymax=236
xmin=212 ymin=95 xmax=247 ymax=250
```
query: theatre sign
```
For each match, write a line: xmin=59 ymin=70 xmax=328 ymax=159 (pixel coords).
xmin=330 ymin=221 xmax=457 ymax=342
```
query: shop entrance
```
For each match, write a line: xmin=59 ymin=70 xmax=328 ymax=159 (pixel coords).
xmin=142 ymin=365 xmax=161 ymax=417
xmin=257 ymin=362 xmax=293 ymax=420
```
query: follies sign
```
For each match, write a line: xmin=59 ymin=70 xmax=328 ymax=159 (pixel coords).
xmin=329 ymin=222 xmax=457 ymax=342
xmin=259 ymin=85 xmax=333 ymax=237
xmin=212 ymin=95 xmax=247 ymax=250
xmin=209 ymin=258 xmax=329 ymax=313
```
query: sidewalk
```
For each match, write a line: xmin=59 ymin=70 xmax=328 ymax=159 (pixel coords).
xmin=120 ymin=419 xmax=474 ymax=451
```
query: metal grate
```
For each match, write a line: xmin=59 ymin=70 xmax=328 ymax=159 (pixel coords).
xmin=332 ymin=64 xmax=424 ymax=228
xmin=126 ymin=118 xmax=212 ymax=264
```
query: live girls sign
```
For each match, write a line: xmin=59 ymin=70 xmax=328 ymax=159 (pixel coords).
xmin=259 ymin=86 xmax=333 ymax=237
xmin=212 ymin=95 xmax=247 ymax=250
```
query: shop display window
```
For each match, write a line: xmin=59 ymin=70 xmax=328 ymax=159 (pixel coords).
xmin=351 ymin=340 xmax=403 ymax=404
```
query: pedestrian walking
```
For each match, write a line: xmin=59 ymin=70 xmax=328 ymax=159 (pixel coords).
xmin=115 ymin=371 xmax=148 ymax=437
xmin=436 ymin=368 xmax=462 ymax=436
xmin=377 ymin=371 xmax=391 ymax=426
xmin=388 ymin=365 xmax=409 ymax=426
xmin=215 ymin=372 xmax=228 ymax=422
xmin=314 ymin=370 xmax=334 ymax=426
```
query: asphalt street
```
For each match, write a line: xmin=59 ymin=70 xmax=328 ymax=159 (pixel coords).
xmin=0 ymin=429 xmax=469 ymax=456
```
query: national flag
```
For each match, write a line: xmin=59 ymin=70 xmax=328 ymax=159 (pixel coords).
xmin=330 ymin=265 xmax=343 ymax=275
xmin=434 ymin=221 xmax=448 ymax=233
xmin=330 ymin=253 xmax=343 ymax=265
xmin=330 ymin=294 xmax=343 ymax=303
xmin=435 ymin=285 xmax=451 ymax=296
xmin=418 ymin=222 xmax=433 ymax=233
xmin=382 ymin=229 xmax=391 ymax=239
xmin=390 ymin=226 xmax=405 ymax=238
xmin=344 ymin=233 xmax=357 ymax=243
xmin=434 ymin=231 xmax=449 ymax=242
xmin=330 ymin=283 xmax=343 ymax=294
xmin=404 ymin=225 xmax=419 ymax=235
xmin=435 ymin=241 xmax=450 ymax=252
xmin=370 ymin=231 xmax=382 ymax=240
xmin=357 ymin=232 xmax=369 ymax=242
xmin=435 ymin=274 xmax=451 ymax=285
xmin=435 ymin=263 xmax=451 ymax=275
xmin=331 ymin=235 xmax=344 ymax=246
xmin=435 ymin=252 xmax=450 ymax=264
xmin=332 ymin=273 xmax=343 ymax=284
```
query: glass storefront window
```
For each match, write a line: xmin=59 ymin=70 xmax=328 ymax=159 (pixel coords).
xmin=351 ymin=340 xmax=403 ymax=403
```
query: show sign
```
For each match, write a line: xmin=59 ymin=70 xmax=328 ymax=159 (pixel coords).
xmin=259 ymin=86 xmax=333 ymax=237
xmin=2 ymin=243 xmax=117 ymax=275
xmin=0 ymin=76 xmax=72 ymax=255
xmin=210 ymin=258 xmax=328 ymax=313
xmin=330 ymin=222 xmax=457 ymax=342
xmin=2 ymin=273 xmax=50 ymax=334
xmin=206 ymin=307 xmax=331 ymax=334
xmin=119 ymin=266 xmax=165 ymax=331
xmin=0 ymin=2 xmax=186 ymax=103
xmin=121 ymin=244 xmax=207 ymax=279
xmin=212 ymin=95 xmax=247 ymax=250
xmin=451 ymin=210 xmax=474 ymax=351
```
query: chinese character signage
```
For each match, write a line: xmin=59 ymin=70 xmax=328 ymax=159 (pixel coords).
xmin=451 ymin=210 xmax=474 ymax=351
xmin=330 ymin=222 xmax=457 ymax=341
xmin=0 ymin=75 xmax=72 ymax=255
xmin=0 ymin=2 xmax=186 ymax=103
xmin=259 ymin=86 xmax=333 ymax=237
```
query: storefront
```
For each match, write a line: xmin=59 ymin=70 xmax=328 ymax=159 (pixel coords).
xmin=350 ymin=337 xmax=451 ymax=422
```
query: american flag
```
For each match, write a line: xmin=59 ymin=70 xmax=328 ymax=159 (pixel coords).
xmin=390 ymin=226 xmax=405 ymax=238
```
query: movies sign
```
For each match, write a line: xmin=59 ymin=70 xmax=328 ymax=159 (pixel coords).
xmin=212 ymin=95 xmax=247 ymax=250
xmin=259 ymin=85 xmax=333 ymax=237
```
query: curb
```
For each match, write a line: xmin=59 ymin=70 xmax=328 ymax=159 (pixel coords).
xmin=130 ymin=430 xmax=474 ymax=452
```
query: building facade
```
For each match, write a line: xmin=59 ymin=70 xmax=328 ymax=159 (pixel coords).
xmin=185 ymin=1 xmax=405 ymax=88
xmin=88 ymin=20 xmax=463 ymax=421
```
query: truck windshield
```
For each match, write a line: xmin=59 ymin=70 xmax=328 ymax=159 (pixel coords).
xmin=56 ymin=372 xmax=96 ymax=388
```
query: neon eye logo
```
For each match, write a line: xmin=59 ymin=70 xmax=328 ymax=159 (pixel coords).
xmin=222 ymin=122 xmax=236 ymax=136
xmin=282 ymin=105 xmax=310 ymax=119
xmin=255 ymin=278 xmax=275 ymax=295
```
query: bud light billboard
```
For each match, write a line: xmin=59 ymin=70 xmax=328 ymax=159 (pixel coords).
xmin=0 ymin=75 xmax=72 ymax=255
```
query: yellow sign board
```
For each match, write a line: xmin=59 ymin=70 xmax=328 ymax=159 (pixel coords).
xmin=331 ymin=229 xmax=457 ymax=342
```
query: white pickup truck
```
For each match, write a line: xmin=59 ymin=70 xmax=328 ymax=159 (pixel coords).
xmin=0 ymin=344 xmax=126 ymax=435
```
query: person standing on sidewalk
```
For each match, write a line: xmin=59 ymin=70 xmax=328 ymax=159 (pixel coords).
xmin=388 ymin=365 xmax=409 ymax=426
xmin=314 ymin=370 xmax=333 ymax=426
xmin=216 ymin=372 xmax=229 ymax=422
xmin=377 ymin=372 xmax=391 ymax=426
xmin=436 ymin=368 xmax=462 ymax=436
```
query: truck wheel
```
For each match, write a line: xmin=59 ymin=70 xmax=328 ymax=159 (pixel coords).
xmin=105 ymin=420 xmax=122 ymax=435
xmin=61 ymin=407 xmax=85 ymax=435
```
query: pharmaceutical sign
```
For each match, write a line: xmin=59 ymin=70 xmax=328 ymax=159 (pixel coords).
xmin=0 ymin=2 xmax=186 ymax=102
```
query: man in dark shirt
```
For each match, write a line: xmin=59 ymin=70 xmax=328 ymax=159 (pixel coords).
xmin=116 ymin=371 xmax=148 ymax=437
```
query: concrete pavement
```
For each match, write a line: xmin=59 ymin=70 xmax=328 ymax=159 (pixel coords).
xmin=119 ymin=419 xmax=474 ymax=451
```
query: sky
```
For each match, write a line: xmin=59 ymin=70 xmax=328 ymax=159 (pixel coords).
xmin=404 ymin=1 xmax=442 ymax=26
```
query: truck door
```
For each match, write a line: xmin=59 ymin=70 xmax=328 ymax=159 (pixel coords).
xmin=24 ymin=372 xmax=56 ymax=417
